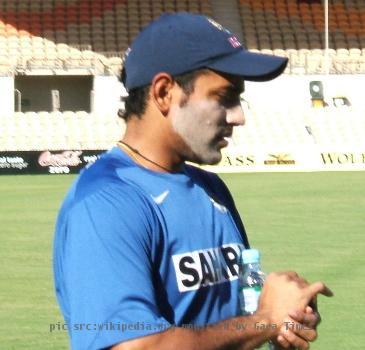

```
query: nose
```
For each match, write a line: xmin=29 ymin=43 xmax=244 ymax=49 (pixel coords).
xmin=226 ymin=104 xmax=245 ymax=126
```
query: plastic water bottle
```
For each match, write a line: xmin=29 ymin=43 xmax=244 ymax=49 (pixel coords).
xmin=239 ymin=249 xmax=265 ymax=315
xmin=239 ymin=249 xmax=274 ymax=349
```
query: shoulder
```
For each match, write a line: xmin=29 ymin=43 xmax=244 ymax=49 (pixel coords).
xmin=55 ymin=163 xmax=160 ymax=261
xmin=58 ymin=148 xmax=158 ymax=226
xmin=74 ymin=148 xmax=127 ymax=201
xmin=65 ymin=147 xmax=144 ymax=203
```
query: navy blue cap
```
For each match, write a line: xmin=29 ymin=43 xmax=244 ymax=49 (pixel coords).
xmin=123 ymin=13 xmax=288 ymax=91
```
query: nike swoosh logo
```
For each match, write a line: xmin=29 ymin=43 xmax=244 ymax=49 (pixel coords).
xmin=151 ymin=190 xmax=170 ymax=204
xmin=210 ymin=197 xmax=228 ymax=213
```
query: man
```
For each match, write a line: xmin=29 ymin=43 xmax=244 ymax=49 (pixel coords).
xmin=53 ymin=13 xmax=332 ymax=350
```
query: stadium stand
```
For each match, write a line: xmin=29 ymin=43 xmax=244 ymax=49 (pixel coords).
xmin=0 ymin=0 xmax=213 ymax=74
xmin=0 ymin=111 xmax=125 ymax=151
xmin=239 ymin=0 xmax=365 ymax=74
xmin=239 ymin=0 xmax=364 ymax=50
xmin=230 ymin=105 xmax=365 ymax=153
xmin=304 ymin=107 xmax=365 ymax=150
xmin=0 ymin=0 xmax=364 ymax=75
xmin=0 ymin=1 xmax=214 ymax=152
xmin=0 ymin=0 xmax=364 ymax=173
xmin=232 ymin=107 xmax=313 ymax=150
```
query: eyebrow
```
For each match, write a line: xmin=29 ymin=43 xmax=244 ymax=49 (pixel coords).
xmin=211 ymin=82 xmax=245 ymax=97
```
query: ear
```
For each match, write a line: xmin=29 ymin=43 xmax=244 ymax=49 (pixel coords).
xmin=150 ymin=73 xmax=175 ymax=116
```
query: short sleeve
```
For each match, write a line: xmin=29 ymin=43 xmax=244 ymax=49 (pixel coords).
xmin=53 ymin=183 xmax=171 ymax=349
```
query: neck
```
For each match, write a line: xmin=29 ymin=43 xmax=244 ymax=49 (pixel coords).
xmin=120 ymin=121 xmax=185 ymax=173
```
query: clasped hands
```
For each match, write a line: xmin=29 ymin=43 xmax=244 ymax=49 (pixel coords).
xmin=258 ymin=271 xmax=333 ymax=350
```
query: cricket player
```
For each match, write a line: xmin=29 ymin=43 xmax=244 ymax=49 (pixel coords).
xmin=53 ymin=13 xmax=332 ymax=350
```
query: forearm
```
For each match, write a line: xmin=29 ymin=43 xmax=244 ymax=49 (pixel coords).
xmin=112 ymin=313 xmax=275 ymax=350
xmin=112 ymin=272 xmax=332 ymax=350
xmin=175 ymin=315 xmax=273 ymax=350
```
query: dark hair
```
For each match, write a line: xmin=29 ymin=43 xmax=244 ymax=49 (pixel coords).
xmin=119 ymin=68 xmax=210 ymax=121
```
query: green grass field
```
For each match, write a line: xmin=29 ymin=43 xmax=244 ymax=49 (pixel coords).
xmin=0 ymin=172 xmax=364 ymax=349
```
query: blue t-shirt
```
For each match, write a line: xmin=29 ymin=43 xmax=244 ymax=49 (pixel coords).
xmin=53 ymin=146 xmax=249 ymax=349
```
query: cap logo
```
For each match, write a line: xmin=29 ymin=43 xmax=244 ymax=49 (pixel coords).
xmin=228 ymin=36 xmax=241 ymax=48
xmin=125 ymin=47 xmax=132 ymax=57
xmin=206 ymin=17 xmax=231 ymax=34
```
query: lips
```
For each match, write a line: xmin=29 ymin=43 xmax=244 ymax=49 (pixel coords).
xmin=216 ymin=134 xmax=231 ymax=147
xmin=218 ymin=138 xmax=229 ymax=147
xmin=214 ymin=128 xmax=232 ymax=148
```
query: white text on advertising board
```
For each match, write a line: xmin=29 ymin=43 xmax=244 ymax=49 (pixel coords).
xmin=38 ymin=151 xmax=82 ymax=167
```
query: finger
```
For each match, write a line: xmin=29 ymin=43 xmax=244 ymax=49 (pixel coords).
xmin=288 ymin=310 xmax=319 ymax=329
xmin=283 ymin=316 xmax=318 ymax=342
xmin=309 ymin=297 xmax=318 ymax=312
xmin=292 ymin=324 xmax=317 ymax=342
xmin=314 ymin=310 xmax=321 ymax=326
xmin=280 ymin=326 xmax=310 ymax=350
xmin=306 ymin=281 xmax=334 ymax=298
xmin=302 ymin=313 xmax=318 ymax=329
xmin=305 ymin=306 xmax=313 ymax=314
xmin=281 ymin=271 xmax=299 ymax=280
xmin=284 ymin=271 xmax=308 ymax=285
xmin=277 ymin=334 xmax=291 ymax=348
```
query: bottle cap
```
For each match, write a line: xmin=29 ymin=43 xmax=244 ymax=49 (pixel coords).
xmin=241 ymin=249 xmax=260 ymax=264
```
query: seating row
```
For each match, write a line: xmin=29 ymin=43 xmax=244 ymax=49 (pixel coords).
xmin=1 ymin=108 xmax=364 ymax=151
xmin=239 ymin=0 xmax=365 ymax=50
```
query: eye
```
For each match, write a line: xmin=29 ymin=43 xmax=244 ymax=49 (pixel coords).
xmin=218 ymin=95 xmax=240 ymax=108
